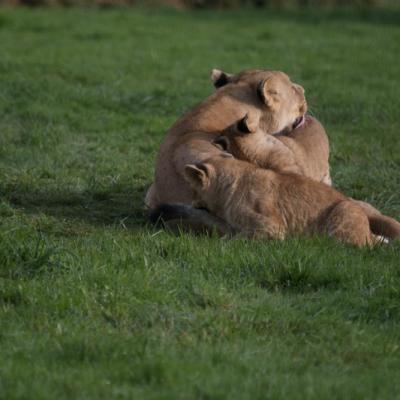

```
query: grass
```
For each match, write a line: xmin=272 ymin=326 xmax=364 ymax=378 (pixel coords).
xmin=0 ymin=6 xmax=400 ymax=399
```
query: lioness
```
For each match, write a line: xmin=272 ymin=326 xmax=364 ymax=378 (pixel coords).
xmin=146 ymin=69 xmax=308 ymax=209
xmin=183 ymin=156 xmax=400 ymax=246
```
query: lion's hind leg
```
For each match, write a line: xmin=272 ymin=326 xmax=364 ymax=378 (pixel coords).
xmin=324 ymin=200 xmax=373 ymax=247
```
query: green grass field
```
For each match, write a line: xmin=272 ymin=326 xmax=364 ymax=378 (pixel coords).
xmin=1 ymin=6 xmax=400 ymax=399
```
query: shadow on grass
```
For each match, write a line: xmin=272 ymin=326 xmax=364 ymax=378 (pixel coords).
xmin=1 ymin=182 xmax=149 ymax=230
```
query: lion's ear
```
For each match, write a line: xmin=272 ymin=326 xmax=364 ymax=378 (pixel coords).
xmin=184 ymin=163 xmax=211 ymax=188
xmin=237 ymin=113 xmax=258 ymax=134
xmin=257 ymin=79 xmax=279 ymax=109
xmin=213 ymin=136 xmax=229 ymax=151
xmin=211 ymin=69 xmax=233 ymax=89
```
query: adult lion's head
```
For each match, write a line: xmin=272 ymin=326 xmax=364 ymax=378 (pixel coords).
xmin=211 ymin=69 xmax=307 ymax=135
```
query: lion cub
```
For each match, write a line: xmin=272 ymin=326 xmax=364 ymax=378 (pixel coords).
xmin=183 ymin=155 xmax=396 ymax=247
xmin=214 ymin=111 xmax=331 ymax=185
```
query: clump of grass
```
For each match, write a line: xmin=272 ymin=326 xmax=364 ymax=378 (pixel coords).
xmin=0 ymin=231 xmax=64 ymax=279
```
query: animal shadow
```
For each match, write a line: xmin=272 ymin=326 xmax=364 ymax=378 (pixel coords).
xmin=1 ymin=181 xmax=149 ymax=230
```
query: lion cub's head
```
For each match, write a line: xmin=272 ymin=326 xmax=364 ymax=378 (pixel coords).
xmin=213 ymin=112 xmax=264 ymax=162
xmin=211 ymin=68 xmax=307 ymax=134
xmin=183 ymin=156 xmax=239 ymax=214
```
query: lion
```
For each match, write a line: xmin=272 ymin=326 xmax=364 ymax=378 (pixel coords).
xmin=211 ymin=113 xmax=400 ymax=241
xmin=146 ymin=69 xmax=308 ymax=210
xmin=183 ymin=155 xmax=400 ymax=246
xmin=213 ymin=111 xmax=331 ymax=185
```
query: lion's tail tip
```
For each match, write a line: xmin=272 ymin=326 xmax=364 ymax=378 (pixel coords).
xmin=149 ymin=203 xmax=194 ymax=224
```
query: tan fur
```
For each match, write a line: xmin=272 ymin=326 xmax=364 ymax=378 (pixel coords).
xmin=147 ymin=69 xmax=400 ymax=242
xmin=183 ymin=156 xmax=394 ymax=247
xmin=145 ymin=69 xmax=307 ymax=209
xmin=215 ymin=112 xmax=331 ymax=185
xmin=213 ymin=113 xmax=400 ymax=241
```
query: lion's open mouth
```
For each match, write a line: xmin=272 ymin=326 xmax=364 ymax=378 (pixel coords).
xmin=292 ymin=115 xmax=305 ymax=130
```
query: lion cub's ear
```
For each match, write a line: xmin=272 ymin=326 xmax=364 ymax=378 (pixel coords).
xmin=211 ymin=69 xmax=233 ymax=89
xmin=237 ymin=113 xmax=259 ymax=134
xmin=257 ymin=79 xmax=279 ymax=109
xmin=184 ymin=163 xmax=211 ymax=188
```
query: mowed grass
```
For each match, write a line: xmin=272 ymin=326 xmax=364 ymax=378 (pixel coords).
xmin=1 ymin=6 xmax=400 ymax=399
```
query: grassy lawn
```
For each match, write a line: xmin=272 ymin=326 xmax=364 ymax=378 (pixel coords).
xmin=1 ymin=6 xmax=400 ymax=399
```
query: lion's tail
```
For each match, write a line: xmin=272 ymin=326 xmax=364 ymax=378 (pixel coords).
xmin=368 ymin=214 xmax=400 ymax=241
xmin=149 ymin=203 xmax=234 ymax=236
xmin=353 ymin=200 xmax=400 ymax=241
xmin=152 ymin=201 xmax=400 ymax=242
xmin=150 ymin=203 xmax=197 ymax=224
